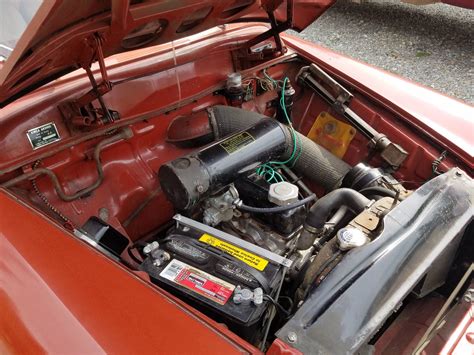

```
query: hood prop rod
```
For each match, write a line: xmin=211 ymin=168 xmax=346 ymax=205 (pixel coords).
xmin=59 ymin=34 xmax=118 ymax=130
xmin=244 ymin=1 xmax=293 ymax=54
xmin=79 ymin=34 xmax=115 ymax=124
xmin=232 ymin=0 xmax=293 ymax=68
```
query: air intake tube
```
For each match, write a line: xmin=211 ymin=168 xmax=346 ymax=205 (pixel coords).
xmin=160 ymin=106 xmax=351 ymax=210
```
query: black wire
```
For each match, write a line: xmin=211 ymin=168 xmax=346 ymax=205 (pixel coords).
xmin=278 ymin=296 xmax=294 ymax=312
xmin=236 ymin=194 xmax=316 ymax=213
xmin=260 ymin=267 xmax=287 ymax=351
xmin=127 ymin=246 xmax=143 ymax=264
xmin=263 ymin=295 xmax=291 ymax=317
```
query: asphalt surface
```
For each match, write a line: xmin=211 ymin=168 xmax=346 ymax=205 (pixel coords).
xmin=289 ymin=0 xmax=474 ymax=104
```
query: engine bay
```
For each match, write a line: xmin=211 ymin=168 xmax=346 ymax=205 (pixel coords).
xmin=1 ymin=53 xmax=472 ymax=352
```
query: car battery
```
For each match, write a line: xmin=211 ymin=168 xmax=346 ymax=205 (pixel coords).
xmin=140 ymin=224 xmax=282 ymax=331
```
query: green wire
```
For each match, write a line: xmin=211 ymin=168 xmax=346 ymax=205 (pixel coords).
xmin=256 ymin=77 xmax=301 ymax=183
xmin=290 ymin=133 xmax=303 ymax=168
xmin=257 ymin=163 xmax=285 ymax=183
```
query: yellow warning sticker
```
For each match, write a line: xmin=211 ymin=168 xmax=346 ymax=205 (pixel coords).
xmin=219 ymin=131 xmax=255 ymax=154
xmin=199 ymin=234 xmax=268 ymax=271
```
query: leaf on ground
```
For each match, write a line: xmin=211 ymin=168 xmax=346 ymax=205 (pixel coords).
xmin=416 ymin=51 xmax=431 ymax=58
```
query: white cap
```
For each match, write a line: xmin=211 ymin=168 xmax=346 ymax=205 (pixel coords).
xmin=268 ymin=182 xmax=299 ymax=206
xmin=337 ymin=228 xmax=369 ymax=251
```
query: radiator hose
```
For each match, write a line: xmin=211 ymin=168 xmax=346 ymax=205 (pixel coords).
xmin=208 ymin=105 xmax=351 ymax=191
xmin=296 ymin=188 xmax=371 ymax=250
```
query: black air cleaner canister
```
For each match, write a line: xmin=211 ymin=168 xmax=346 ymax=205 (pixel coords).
xmin=158 ymin=119 xmax=287 ymax=210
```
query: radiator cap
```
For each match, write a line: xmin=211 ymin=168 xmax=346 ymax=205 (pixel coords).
xmin=337 ymin=227 xmax=369 ymax=251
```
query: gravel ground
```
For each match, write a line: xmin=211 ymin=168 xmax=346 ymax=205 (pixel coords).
xmin=289 ymin=0 xmax=474 ymax=104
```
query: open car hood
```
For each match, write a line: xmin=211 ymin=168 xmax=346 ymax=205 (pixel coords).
xmin=0 ymin=0 xmax=334 ymax=107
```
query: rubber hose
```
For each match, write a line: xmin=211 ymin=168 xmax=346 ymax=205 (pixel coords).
xmin=297 ymin=188 xmax=370 ymax=250
xmin=236 ymin=194 xmax=316 ymax=214
xmin=359 ymin=186 xmax=405 ymax=201
xmin=208 ymin=105 xmax=351 ymax=191
xmin=326 ymin=206 xmax=349 ymax=228
xmin=306 ymin=188 xmax=370 ymax=229
xmin=314 ymin=206 xmax=351 ymax=250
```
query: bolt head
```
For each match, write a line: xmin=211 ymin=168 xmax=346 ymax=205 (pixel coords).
xmin=143 ymin=241 xmax=159 ymax=254
xmin=463 ymin=288 xmax=474 ymax=303
xmin=152 ymin=259 xmax=160 ymax=267
xmin=287 ymin=332 xmax=297 ymax=343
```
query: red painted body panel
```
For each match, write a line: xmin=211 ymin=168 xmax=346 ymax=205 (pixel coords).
xmin=373 ymin=294 xmax=474 ymax=354
xmin=0 ymin=0 xmax=335 ymax=106
xmin=0 ymin=21 xmax=472 ymax=354
xmin=0 ymin=190 xmax=259 ymax=354
xmin=282 ymin=33 xmax=474 ymax=170
xmin=440 ymin=306 xmax=474 ymax=354
xmin=442 ymin=0 xmax=474 ymax=9
xmin=0 ymin=24 xmax=267 ymax=173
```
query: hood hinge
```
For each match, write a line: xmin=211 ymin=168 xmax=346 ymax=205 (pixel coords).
xmin=232 ymin=0 xmax=293 ymax=70
xmin=58 ymin=33 xmax=119 ymax=133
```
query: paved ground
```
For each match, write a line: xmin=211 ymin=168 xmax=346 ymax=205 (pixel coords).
xmin=289 ymin=0 xmax=474 ymax=104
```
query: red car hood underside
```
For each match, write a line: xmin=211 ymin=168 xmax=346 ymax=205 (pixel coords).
xmin=0 ymin=0 xmax=334 ymax=108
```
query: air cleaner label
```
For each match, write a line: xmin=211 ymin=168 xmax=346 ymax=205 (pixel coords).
xmin=160 ymin=259 xmax=235 ymax=305
xmin=219 ymin=131 xmax=255 ymax=154
xmin=26 ymin=122 xmax=60 ymax=150
xmin=199 ymin=234 xmax=268 ymax=271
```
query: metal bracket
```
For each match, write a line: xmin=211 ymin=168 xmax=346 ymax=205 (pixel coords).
xmin=58 ymin=33 xmax=119 ymax=133
xmin=173 ymin=214 xmax=293 ymax=267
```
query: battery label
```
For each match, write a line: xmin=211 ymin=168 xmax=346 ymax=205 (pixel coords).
xmin=199 ymin=234 xmax=268 ymax=271
xmin=26 ymin=122 xmax=61 ymax=150
xmin=160 ymin=259 xmax=235 ymax=305
xmin=219 ymin=131 xmax=255 ymax=154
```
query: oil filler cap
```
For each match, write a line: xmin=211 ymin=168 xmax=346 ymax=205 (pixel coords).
xmin=337 ymin=227 xmax=369 ymax=251
xmin=268 ymin=182 xmax=299 ymax=206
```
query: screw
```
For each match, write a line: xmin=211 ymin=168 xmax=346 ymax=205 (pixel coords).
xmin=463 ymin=288 xmax=474 ymax=303
xmin=196 ymin=185 xmax=205 ymax=193
xmin=287 ymin=332 xmax=297 ymax=343
xmin=324 ymin=122 xmax=336 ymax=134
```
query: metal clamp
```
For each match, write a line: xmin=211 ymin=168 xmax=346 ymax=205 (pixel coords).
xmin=173 ymin=214 xmax=293 ymax=267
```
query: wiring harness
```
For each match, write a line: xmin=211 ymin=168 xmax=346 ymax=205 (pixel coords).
xmin=255 ymin=76 xmax=302 ymax=183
